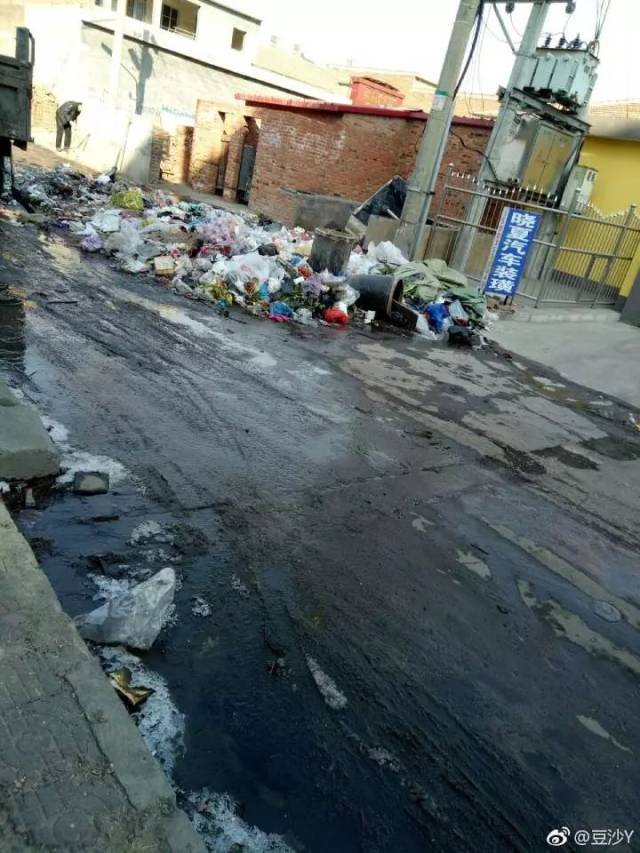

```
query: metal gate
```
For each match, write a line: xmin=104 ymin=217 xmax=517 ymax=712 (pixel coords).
xmin=425 ymin=170 xmax=640 ymax=308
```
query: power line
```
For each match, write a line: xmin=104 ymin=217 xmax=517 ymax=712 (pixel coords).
xmin=453 ymin=0 xmax=485 ymax=99
xmin=508 ymin=11 xmax=521 ymax=38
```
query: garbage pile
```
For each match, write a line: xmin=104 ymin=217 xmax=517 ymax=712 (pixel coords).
xmin=5 ymin=163 xmax=493 ymax=338
xmin=394 ymin=258 xmax=493 ymax=344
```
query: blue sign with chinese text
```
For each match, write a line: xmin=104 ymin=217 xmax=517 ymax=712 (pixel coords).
xmin=483 ymin=207 xmax=542 ymax=297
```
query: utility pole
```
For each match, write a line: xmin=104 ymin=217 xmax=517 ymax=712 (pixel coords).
xmin=395 ymin=0 xmax=481 ymax=260
xmin=451 ymin=0 xmax=567 ymax=270
xmin=108 ymin=0 xmax=126 ymax=109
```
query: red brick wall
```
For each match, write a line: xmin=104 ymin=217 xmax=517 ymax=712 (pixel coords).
xmin=149 ymin=125 xmax=194 ymax=185
xmin=186 ymin=100 xmax=258 ymax=198
xmin=248 ymin=108 xmax=491 ymax=226
xmin=189 ymin=102 xmax=226 ymax=192
xmin=350 ymin=77 xmax=404 ymax=107
xmin=31 ymin=85 xmax=58 ymax=131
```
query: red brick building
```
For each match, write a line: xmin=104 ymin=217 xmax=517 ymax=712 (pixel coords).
xmin=238 ymin=96 xmax=493 ymax=226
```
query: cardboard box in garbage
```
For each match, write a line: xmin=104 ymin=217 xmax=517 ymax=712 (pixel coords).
xmin=154 ymin=256 xmax=175 ymax=276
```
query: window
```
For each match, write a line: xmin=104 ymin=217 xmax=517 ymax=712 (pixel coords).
xmin=161 ymin=3 xmax=178 ymax=31
xmin=231 ymin=28 xmax=245 ymax=51
xmin=126 ymin=0 xmax=148 ymax=21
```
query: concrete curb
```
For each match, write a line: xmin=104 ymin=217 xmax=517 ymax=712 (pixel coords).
xmin=0 ymin=501 xmax=206 ymax=853
xmin=0 ymin=380 xmax=61 ymax=480
xmin=501 ymin=307 xmax=621 ymax=324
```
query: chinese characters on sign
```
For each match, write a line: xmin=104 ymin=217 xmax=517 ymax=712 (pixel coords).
xmin=483 ymin=207 xmax=542 ymax=298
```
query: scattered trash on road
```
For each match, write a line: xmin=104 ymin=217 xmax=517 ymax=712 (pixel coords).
xmin=100 ymin=646 xmax=185 ymax=774
xmin=110 ymin=667 xmax=155 ymax=710
xmin=75 ymin=566 xmax=176 ymax=650
xmin=192 ymin=596 xmax=212 ymax=617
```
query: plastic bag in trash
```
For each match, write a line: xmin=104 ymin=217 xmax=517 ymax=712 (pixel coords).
xmin=194 ymin=256 xmax=212 ymax=272
xmin=294 ymin=307 xmax=313 ymax=325
xmin=303 ymin=274 xmax=324 ymax=298
xmin=225 ymin=252 xmax=273 ymax=283
xmin=111 ymin=190 xmax=144 ymax=211
xmin=120 ymin=257 xmax=148 ymax=274
xmin=269 ymin=301 xmax=294 ymax=322
xmin=81 ymin=232 xmax=104 ymax=252
xmin=104 ymin=218 xmax=142 ymax=256
xmin=267 ymin=276 xmax=282 ymax=295
xmin=174 ymin=256 xmax=193 ymax=279
xmin=426 ymin=302 xmax=449 ymax=333
xmin=367 ymin=240 xmax=408 ymax=266
xmin=347 ymin=251 xmax=378 ymax=276
xmin=91 ymin=209 xmax=121 ymax=233
xmin=447 ymin=299 xmax=469 ymax=323
xmin=415 ymin=313 xmax=438 ymax=340
xmin=324 ymin=303 xmax=350 ymax=325
xmin=336 ymin=283 xmax=359 ymax=307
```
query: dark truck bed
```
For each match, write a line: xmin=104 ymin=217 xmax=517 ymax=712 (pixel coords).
xmin=0 ymin=27 xmax=34 ymax=194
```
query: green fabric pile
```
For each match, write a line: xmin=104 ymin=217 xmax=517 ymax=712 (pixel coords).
xmin=393 ymin=258 xmax=487 ymax=324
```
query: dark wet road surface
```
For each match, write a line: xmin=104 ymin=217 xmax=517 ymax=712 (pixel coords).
xmin=1 ymin=223 xmax=640 ymax=852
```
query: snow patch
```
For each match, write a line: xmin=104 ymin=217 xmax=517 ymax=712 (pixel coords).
xmin=306 ymin=656 xmax=348 ymax=710
xmin=185 ymin=789 xmax=294 ymax=853
xmin=130 ymin=520 xmax=173 ymax=545
xmin=42 ymin=417 xmax=69 ymax=445
xmin=368 ymin=747 xmax=401 ymax=772
xmin=89 ymin=573 xmax=133 ymax=601
xmin=58 ymin=450 xmax=129 ymax=486
xmin=41 ymin=418 xmax=131 ymax=487
xmin=99 ymin=647 xmax=185 ymax=775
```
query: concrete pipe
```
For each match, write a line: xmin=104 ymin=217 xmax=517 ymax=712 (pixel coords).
xmin=351 ymin=274 xmax=404 ymax=315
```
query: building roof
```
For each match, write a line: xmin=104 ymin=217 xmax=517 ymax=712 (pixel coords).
xmin=201 ymin=0 xmax=262 ymax=24
xmin=238 ymin=94 xmax=494 ymax=128
xmin=328 ymin=64 xmax=437 ymax=88
xmin=588 ymin=101 xmax=640 ymax=140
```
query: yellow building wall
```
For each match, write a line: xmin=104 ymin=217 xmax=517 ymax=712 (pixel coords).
xmin=579 ymin=136 xmax=640 ymax=296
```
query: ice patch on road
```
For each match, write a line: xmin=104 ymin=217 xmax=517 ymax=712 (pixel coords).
xmin=42 ymin=417 xmax=69 ymax=445
xmin=185 ymin=789 xmax=294 ymax=853
xmin=411 ymin=514 xmax=433 ymax=533
xmin=306 ymin=656 xmax=348 ymax=710
xmin=577 ymin=715 xmax=631 ymax=753
xmin=368 ymin=747 xmax=401 ymax=771
xmin=99 ymin=647 xmax=185 ymax=775
xmin=456 ymin=549 xmax=491 ymax=580
xmin=249 ymin=351 xmax=277 ymax=370
xmin=89 ymin=573 xmax=134 ymax=601
xmin=58 ymin=450 xmax=129 ymax=486
xmin=41 ymin=417 xmax=131 ymax=487
xmin=130 ymin=520 xmax=174 ymax=545
xmin=533 ymin=376 xmax=565 ymax=390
